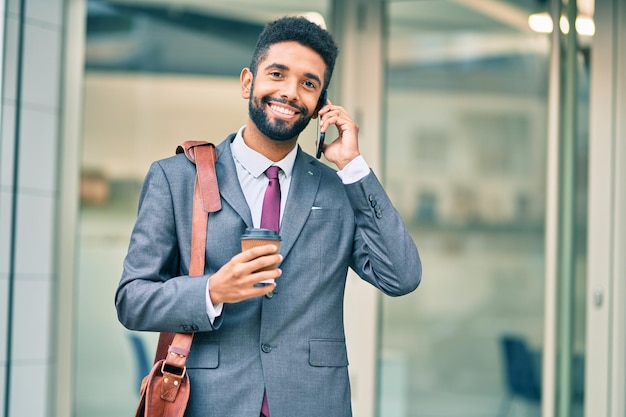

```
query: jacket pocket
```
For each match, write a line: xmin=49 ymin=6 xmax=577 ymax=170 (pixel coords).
xmin=308 ymin=208 xmax=341 ymax=220
xmin=308 ymin=339 xmax=349 ymax=367
xmin=186 ymin=342 xmax=219 ymax=369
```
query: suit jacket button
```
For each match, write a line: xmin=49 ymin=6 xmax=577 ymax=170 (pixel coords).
xmin=261 ymin=343 xmax=272 ymax=353
xmin=265 ymin=291 xmax=274 ymax=299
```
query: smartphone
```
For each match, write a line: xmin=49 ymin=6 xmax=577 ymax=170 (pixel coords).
xmin=315 ymin=90 xmax=328 ymax=159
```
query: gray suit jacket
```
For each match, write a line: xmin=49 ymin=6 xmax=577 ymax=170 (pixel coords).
xmin=116 ymin=134 xmax=421 ymax=417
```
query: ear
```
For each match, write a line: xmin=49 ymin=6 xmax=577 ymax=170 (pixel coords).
xmin=240 ymin=68 xmax=253 ymax=99
xmin=312 ymin=90 xmax=327 ymax=119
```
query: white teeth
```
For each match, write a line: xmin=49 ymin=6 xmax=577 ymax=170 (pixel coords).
xmin=270 ymin=104 xmax=295 ymax=116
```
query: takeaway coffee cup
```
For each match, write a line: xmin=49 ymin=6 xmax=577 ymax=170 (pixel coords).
xmin=241 ymin=228 xmax=281 ymax=283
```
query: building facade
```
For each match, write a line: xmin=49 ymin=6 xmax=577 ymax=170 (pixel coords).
xmin=0 ymin=0 xmax=624 ymax=416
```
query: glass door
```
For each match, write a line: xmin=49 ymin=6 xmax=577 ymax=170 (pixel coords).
xmin=74 ymin=1 xmax=329 ymax=415
xmin=378 ymin=1 xmax=589 ymax=416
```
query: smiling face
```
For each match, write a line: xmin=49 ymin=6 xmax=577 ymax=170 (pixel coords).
xmin=241 ymin=41 xmax=327 ymax=143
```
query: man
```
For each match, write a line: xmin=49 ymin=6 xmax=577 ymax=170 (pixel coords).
xmin=116 ymin=16 xmax=421 ymax=417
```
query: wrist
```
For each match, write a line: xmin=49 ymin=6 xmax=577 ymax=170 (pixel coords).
xmin=208 ymin=277 xmax=222 ymax=305
xmin=335 ymin=153 xmax=360 ymax=170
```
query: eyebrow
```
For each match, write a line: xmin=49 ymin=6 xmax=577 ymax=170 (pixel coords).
xmin=264 ymin=63 xmax=322 ymax=86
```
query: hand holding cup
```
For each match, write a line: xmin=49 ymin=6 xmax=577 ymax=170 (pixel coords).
xmin=241 ymin=228 xmax=281 ymax=284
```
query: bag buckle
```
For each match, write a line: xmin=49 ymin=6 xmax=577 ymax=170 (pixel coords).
xmin=161 ymin=361 xmax=187 ymax=378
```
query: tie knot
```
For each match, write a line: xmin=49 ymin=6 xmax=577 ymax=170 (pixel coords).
xmin=265 ymin=166 xmax=280 ymax=180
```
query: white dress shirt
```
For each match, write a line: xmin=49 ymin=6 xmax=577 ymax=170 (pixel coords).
xmin=206 ymin=126 xmax=370 ymax=322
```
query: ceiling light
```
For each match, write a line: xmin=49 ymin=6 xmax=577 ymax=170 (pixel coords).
xmin=575 ymin=16 xmax=595 ymax=36
xmin=528 ymin=12 xmax=595 ymax=36
xmin=528 ymin=13 xmax=553 ymax=33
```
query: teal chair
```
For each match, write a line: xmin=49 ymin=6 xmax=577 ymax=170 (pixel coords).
xmin=498 ymin=335 xmax=541 ymax=417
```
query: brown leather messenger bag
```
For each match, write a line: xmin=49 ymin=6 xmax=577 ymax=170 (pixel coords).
xmin=134 ymin=141 xmax=220 ymax=417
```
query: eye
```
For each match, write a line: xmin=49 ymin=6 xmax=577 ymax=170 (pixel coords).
xmin=303 ymin=80 xmax=316 ymax=89
xmin=269 ymin=71 xmax=283 ymax=78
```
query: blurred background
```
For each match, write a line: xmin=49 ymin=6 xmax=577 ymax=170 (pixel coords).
xmin=2 ymin=1 xmax=623 ymax=417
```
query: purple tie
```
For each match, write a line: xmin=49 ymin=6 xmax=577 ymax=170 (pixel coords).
xmin=261 ymin=392 xmax=270 ymax=417
xmin=260 ymin=166 xmax=280 ymax=416
xmin=260 ymin=166 xmax=281 ymax=233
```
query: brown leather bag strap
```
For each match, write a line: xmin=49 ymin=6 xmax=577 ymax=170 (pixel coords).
xmin=176 ymin=141 xmax=221 ymax=213
xmin=179 ymin=141 xmax=221 ymax=275
xmin=153 ymin=141 xmax=220 ymax=365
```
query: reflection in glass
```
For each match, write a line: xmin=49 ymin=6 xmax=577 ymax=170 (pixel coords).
xmin=379 ymin=1 xmax=555 ymax=416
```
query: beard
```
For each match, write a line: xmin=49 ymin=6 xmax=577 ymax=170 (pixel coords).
xmin=248 ymin=86 xmax=312 ymax=142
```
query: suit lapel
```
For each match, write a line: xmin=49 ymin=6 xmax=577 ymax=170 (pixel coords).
xmin=215 ymin=137 xmax=322 ymax=257
xmin=279 ymin=148 xmax=321 ymax=259
xmin=215 ymin=135 xmax=253 ymax=227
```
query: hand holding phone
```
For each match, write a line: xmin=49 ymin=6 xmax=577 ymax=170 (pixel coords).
xmin=313 ymin=95 xmax=362 ymax=170
xmin=316 ymin=90 xmax=328 ymax=159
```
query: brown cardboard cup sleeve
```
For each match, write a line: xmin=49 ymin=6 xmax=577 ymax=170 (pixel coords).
xmin=240 ymin=228 xmax=281 ymax=283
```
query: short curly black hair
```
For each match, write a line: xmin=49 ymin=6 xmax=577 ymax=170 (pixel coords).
xmin=250 ymin=16 xmax=339 ymax=90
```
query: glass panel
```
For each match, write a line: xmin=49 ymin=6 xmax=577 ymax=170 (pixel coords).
xmin=75 ymin=1 xmax=329 ymax=415
xmin=378 ymin=1 xmax=568 ymax=416
xmin=555 ymin=1 xmax=591 ymax=416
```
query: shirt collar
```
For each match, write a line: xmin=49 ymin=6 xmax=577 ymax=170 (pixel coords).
xmin=231 ymin=126 xmax=297 ymax=178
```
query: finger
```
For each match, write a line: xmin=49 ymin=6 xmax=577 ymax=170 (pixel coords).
xmin=249 ymin=281 xmax=277 ymax=297
xmin=320 ymin=112 xmax=339 ymax=133
xmin=318 ymin=99 xmax=336 ymax=117
xmin=321 ymin=108 xmax=352 ymax=129
xmin=251 ymin=267 xmax=282 ymax=284
xmin=247 ymin=253 xmax=283 ymax=273
xmin=238 ymin=244 xmax=280 ymax=262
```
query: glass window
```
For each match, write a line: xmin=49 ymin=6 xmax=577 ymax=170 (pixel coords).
xmin=379 ymin=1 xmax=562 ymax=416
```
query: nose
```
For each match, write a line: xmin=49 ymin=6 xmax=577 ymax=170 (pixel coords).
xmin=279 ymin=79 xmax=299 ymax=102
